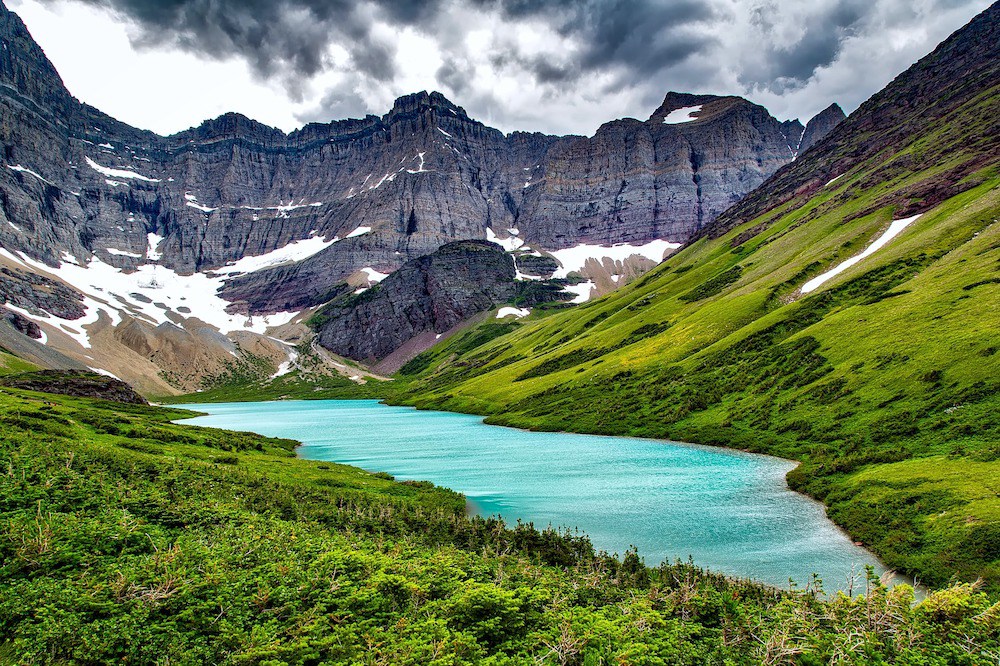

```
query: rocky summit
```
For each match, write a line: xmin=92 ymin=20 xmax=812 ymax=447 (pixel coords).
xmin=0 ymin=0 xmax=842 ymax=389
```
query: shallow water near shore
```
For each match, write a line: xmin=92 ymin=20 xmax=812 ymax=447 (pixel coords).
xmin=177 ymin=399 xmax=905 ymax=592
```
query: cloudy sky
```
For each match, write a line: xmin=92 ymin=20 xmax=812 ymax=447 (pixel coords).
xmin=8 ymin=0 xmax=992 ymax=137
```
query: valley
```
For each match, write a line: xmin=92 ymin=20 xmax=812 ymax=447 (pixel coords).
xmin=0 ymin=0 xmax=998 ymax=662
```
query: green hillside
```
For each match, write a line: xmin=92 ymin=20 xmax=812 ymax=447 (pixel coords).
xmin=394 ymin=8 xmax=1000 ymax=591
xmin=3 ymin=383 xmax=1000 ymax=663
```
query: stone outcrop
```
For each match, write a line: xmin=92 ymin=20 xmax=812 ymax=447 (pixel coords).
xmin=0 ymin=369 xmax=147 ymax=404
xmin=314 ymin=241 xmax=518 ymax=362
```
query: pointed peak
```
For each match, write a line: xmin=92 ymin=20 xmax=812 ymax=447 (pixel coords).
xmin=799 ymin=102 xmax=847 ymax=153
xmin=0 ymin=1 xmax=76 ymax=112
xmin=814 ymin=103 xmax=847 ymax=122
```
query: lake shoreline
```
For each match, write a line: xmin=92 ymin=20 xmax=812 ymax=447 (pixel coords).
xmin=174 ymin=398 xmax=916 ymax=594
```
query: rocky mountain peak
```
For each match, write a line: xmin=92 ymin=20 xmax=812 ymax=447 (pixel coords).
xmin=174 ymin=111 xmax=288 ymax=144
xmin=798 ymin=103 xmax=846 ymax=153
xmin=384 ymin=90 xmax=470 ymax=124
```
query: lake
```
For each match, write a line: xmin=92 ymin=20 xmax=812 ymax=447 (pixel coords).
xmin=176 ymin=399 xmax=902 ymax=592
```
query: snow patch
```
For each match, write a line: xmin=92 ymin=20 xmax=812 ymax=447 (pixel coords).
xmin=360 ymin=267 xmax=389 ymax=283
xmin=146 ymin=233 xmax=165 ymax=261
xmin=436 ymin=127 xmax=453 ymax=138
xmin=406 ymin=152 xmax=428 ymax=174
xmin=85 ymin=157 xmax=159 ymax=182
xmin=564 ymin=281 xmax=595 ymax=304
xmin=496 ymin=307 xmax=530 ymax=319
xmin=663 ymin=105 xmax=703 ymax=124
xmin=548 ymin=239 xmax=681 ymax=279
xmin=825 ymin=174 xmax=843 ymax=187
xmin=7 ymin=164 xmax=54 ymax=185
xmin=106 ymin=248 xmax=143 ymax=259
xmin=801 ymin=215 xmax=923 ymax=294
xmin=486 ymin=227 xmax=525 ymax=252
xmin=89 ymin=366 xmax=121 ymax=380
xmin=346 ymin=226 xmax=372 ymax=239
xmin=216 ymin=235 xmax=340 ymax=275
xmin=270 ymin=351 xmax=299 ymax=379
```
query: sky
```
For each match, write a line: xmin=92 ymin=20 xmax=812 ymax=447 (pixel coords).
xmin=7 ymin=0 xmax=993 ymax=137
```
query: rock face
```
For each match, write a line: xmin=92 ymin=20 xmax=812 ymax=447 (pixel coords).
xmin=0 ymin=369 xmax=148 ymax=404
xmin=515 ymin=92 xmax=801 ymax=249
xmin=314 ymin=241 xmax=519 ymax=362
xmin=798 ymin=104 xmax=847 ymax=154
xmin=0 ymin=1 xmax=809 ymax=307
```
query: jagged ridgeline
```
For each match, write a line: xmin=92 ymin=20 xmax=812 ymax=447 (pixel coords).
xmin=397 ymin=3 xmax=1000 ymax=591
xmin=0 ymin=0 xmax=845 ymax=392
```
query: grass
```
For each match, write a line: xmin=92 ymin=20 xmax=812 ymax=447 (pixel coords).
xmin=0 ymin=350 xmax=38 ymax=375
xmin=3 ymin=385 xmax=1000 ymax=663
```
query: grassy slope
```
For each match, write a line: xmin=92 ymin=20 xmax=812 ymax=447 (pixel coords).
xmin=3 ymin=387 xmax=1000 ymax=663
xmin=0 ymin=350 xmax=38 ymax=375
xmin=396 ymin=107 xmax=1000 ymax=591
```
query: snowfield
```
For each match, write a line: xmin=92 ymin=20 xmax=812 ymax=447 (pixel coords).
xmin=548 ymin=240 xmax=680 ymax=279
xmin=663 ymin=105 xmax=703 ymax=124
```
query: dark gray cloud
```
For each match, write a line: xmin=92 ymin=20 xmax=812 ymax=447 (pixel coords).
xmin=46 ymin=0 xmax=411 ymax=97
xmin=49 ymin=0 xmax=720 ymax=98
xmin=739 ymin=0 xmax=869 ymax=94
xmin=37 ymin=0 xmax=995 ymax=133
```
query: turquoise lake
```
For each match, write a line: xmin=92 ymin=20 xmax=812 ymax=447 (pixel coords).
xmin=176 ymin=399 xmax=901 ymax=592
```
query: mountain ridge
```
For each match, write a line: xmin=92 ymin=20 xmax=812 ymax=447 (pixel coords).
xmin=0 ymin=0 xmax=844 ymax=390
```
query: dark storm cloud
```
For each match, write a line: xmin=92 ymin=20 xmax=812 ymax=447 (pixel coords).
xmin=50 ymin=0 xmax=718 ymax=95
xmin=42 ymin=0 xmax=995 ymax=130
xmin=45 ymin=0 xmax=413 ymax=96
xmin=739 ymin=0 xmax=870 ymax=93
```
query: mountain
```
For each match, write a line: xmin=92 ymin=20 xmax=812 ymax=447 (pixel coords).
xmin=313 ymin=240 xmax=531 ymax=369
xmin=0 ymin=0 xmax=835 ymax=390
xmin=798 ymin=103 xmax=846 ymax=153
xmin=393 ymin=3 xmax=1000 ymax=589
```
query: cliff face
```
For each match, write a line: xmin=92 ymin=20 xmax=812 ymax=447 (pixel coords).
xmin=518 ymin=93 xmax=798 ymax=249
xmin=0 ymin=0 xmax=836 ymax=382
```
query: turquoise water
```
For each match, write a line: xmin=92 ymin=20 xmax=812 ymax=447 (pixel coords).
xmin=176 ymin=399 xmax=898 ymax=592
